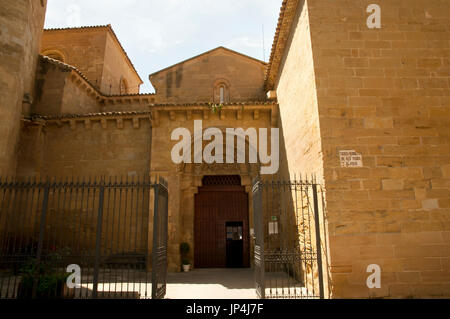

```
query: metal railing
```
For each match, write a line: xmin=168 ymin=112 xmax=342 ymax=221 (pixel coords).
xmin=253 ymin=176 xmax=327 ymax=299
xmin=0 ymin=176 xmax=167 ymax=299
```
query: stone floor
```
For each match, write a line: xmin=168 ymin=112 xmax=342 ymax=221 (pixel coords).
xmin=1 ymin=268 xmax=314 ymax=299
xmin=166 ymin=268 xmax=257 ymax=299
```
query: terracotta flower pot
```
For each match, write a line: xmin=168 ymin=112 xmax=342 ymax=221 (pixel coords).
xmin=182 ymin=264 xmax=191 ymax=272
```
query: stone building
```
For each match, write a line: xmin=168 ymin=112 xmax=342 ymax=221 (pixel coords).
xmin=269 ymin=0 xmax=450 ymax=298
xmin=0 ymin=0 xmax=449 ymax=298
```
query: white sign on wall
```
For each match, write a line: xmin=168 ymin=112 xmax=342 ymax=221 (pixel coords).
xmin=339 ymin=150 xmax=363 ymax=168
xmin=268 ymin=222 xmax=279 ymax=235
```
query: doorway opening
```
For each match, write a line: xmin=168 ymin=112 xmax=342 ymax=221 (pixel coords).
xmin=226 ymin=222 xmax=244 ymax=268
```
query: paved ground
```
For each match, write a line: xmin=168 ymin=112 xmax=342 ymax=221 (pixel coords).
xmin=166 ymin=268 xmax=257 ymax=299
xmin=2 ymin=268 xmax=313 ymax=299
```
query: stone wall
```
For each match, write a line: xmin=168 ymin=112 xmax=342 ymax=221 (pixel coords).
xmin=150 ymin=48 xmax=267 ymax=104
xmin=33 ymin=58 xmax=101 ymax=116
xmin=41 ymin=28 xmax=106 ymax=91
xmin=61 ymin=73 xmax=101 ymax=115
xmin=289 ymin=0 xmax=450 ymax=298
xmin=274 ymin=0 xmax=329 ymax=297
xmin=149 ymin=104 xmax=276 ymax=271
xmin=0 ymin=0 xmax=47 ymax=176
xmin=41 ymin=117 xmax=152 ymax=177
xmin=41 ymin=26 xmax=142 ymax=96
xmin=101 ymin=31 xmax=142 ymax=95
xmin=33 ymin=59 xmax=67 ymax=116
xmin=275 ymin=0 xmax=324 ymax=183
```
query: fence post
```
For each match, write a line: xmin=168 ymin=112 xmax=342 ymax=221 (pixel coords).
xmin=252 ymin=178 xmax=265 ymax=299
xmin=312 ymin=183 xmax=325 ymax=299
xmin=151 ymin=182 xmax=159 ymax=299
xmin=32 ymin=182 xmax=50 ymax=299
xmin=92 ymin=183 xmax=105 ymax=299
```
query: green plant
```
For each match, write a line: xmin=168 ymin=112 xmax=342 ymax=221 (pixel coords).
xmin=179 ymin=242 xmax=190 ymax=256
xmin=182 ymin=258 xmax=190 ymax=266
xmin=180 ymin=242 xmax=190 ymax=266
xmin=208 ymin=102 xmax=223 ymax=114
xmin=18 ymin=247 xmax=72 ymax=299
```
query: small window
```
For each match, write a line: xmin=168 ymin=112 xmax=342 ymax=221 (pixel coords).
xmin=120 ymin=78 xmax=128 ymax=95
xmin=219 ymin=86 xmax=225 ymax=104
xmin=214 ymin=82 xmax=229 ymax=104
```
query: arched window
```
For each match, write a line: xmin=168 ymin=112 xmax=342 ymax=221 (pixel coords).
xmin=41 ymin=49 xmax=66 ymax=63
xmin=219 ymin=86 xmax=225 ymax=104
xmin=213 ymin=79 xmax=230 ymax=104
xmin=120 ymin=77 xmax=128 ymax=95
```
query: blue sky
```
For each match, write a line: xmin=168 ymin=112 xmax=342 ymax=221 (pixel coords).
xmin=44 ymin=0 xmax=281 ymax=93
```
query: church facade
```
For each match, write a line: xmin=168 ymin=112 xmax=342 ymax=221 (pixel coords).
xmin=1 ymin=0 xmax=449 ymax=299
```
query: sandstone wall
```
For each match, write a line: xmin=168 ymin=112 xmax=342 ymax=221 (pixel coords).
xmin=150 ymin=48 xmax=267 ymax=104
xmin=101 ymin=32 xmax=142 ymax=95
xmin=61 ymin=73 xmax=101 ymax=115
xmin=275 ymin=0 xmax=324 ymax=183
xmin=274 ymin=0 xmax=329 ymax=296
xmin=306 ymin=0 xmax=450 ymax=298
xmin=0 ymin=0 xmax=47 ymax=175
xmin=33 ymin=60 xmax=67 ymax=116
xmin=41 ymin=28 xmax=106 ymax=91
xmin=41 ymin=27 xmax=142 ymax=96
xmin=33 ymin=59 xmax=100 ymax=116
xmin=40 ymin=117 xmax=152 ymax=177
xmin=149 ymin=106 xmax=275 ymax=271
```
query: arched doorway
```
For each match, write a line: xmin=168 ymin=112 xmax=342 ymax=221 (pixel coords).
xmin=194 ymin=175 xmax=250 ymax=268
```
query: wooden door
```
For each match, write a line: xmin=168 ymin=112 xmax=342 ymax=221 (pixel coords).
xmin=194 ymin=177 xmax=249 ymax=268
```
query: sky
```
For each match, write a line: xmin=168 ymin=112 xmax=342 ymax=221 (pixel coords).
xmin=44 ymin=0 xmax=282 ymax=93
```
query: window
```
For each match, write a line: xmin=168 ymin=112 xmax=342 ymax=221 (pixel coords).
xmin=120 ymin=77 xmax=128 ymax=95
xmin=213 ymin=79 xmax=230 ymax=104
xmin=41 ymin=49 xmax=66 ymax=63
xmin=219 ymin=86 xmax=225 ymax=104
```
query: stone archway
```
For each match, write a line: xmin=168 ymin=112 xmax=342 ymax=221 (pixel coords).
xmin=176 ymin=161 xmax=260 ymax=270
xmin=171 ymin=128 xmax=263 ymax=270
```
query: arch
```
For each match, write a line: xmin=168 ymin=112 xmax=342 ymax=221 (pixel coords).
xmin=41 ymin=49 xmax=67 ymax=63
xmin=119 ymin=77 xmax=129 ymax=95
xmin=175 ymin=126 xmax=262 ymax=179
xmin=181 ymin=126 xmax=260 ymax=164
xmin=212 ymin=78 xmax=231 ymax=104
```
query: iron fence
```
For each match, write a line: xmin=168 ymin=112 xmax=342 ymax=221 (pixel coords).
xmin=0 ymin=176 xmax=168 ymax=299
xmin=252 ymin=176 xmax=327 ymax=299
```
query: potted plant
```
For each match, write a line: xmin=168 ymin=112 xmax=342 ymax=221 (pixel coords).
xmin=182 ymin=258 xmax=191 ymax=272
xmin=179 ymin=242 xmax=191 ymax=272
